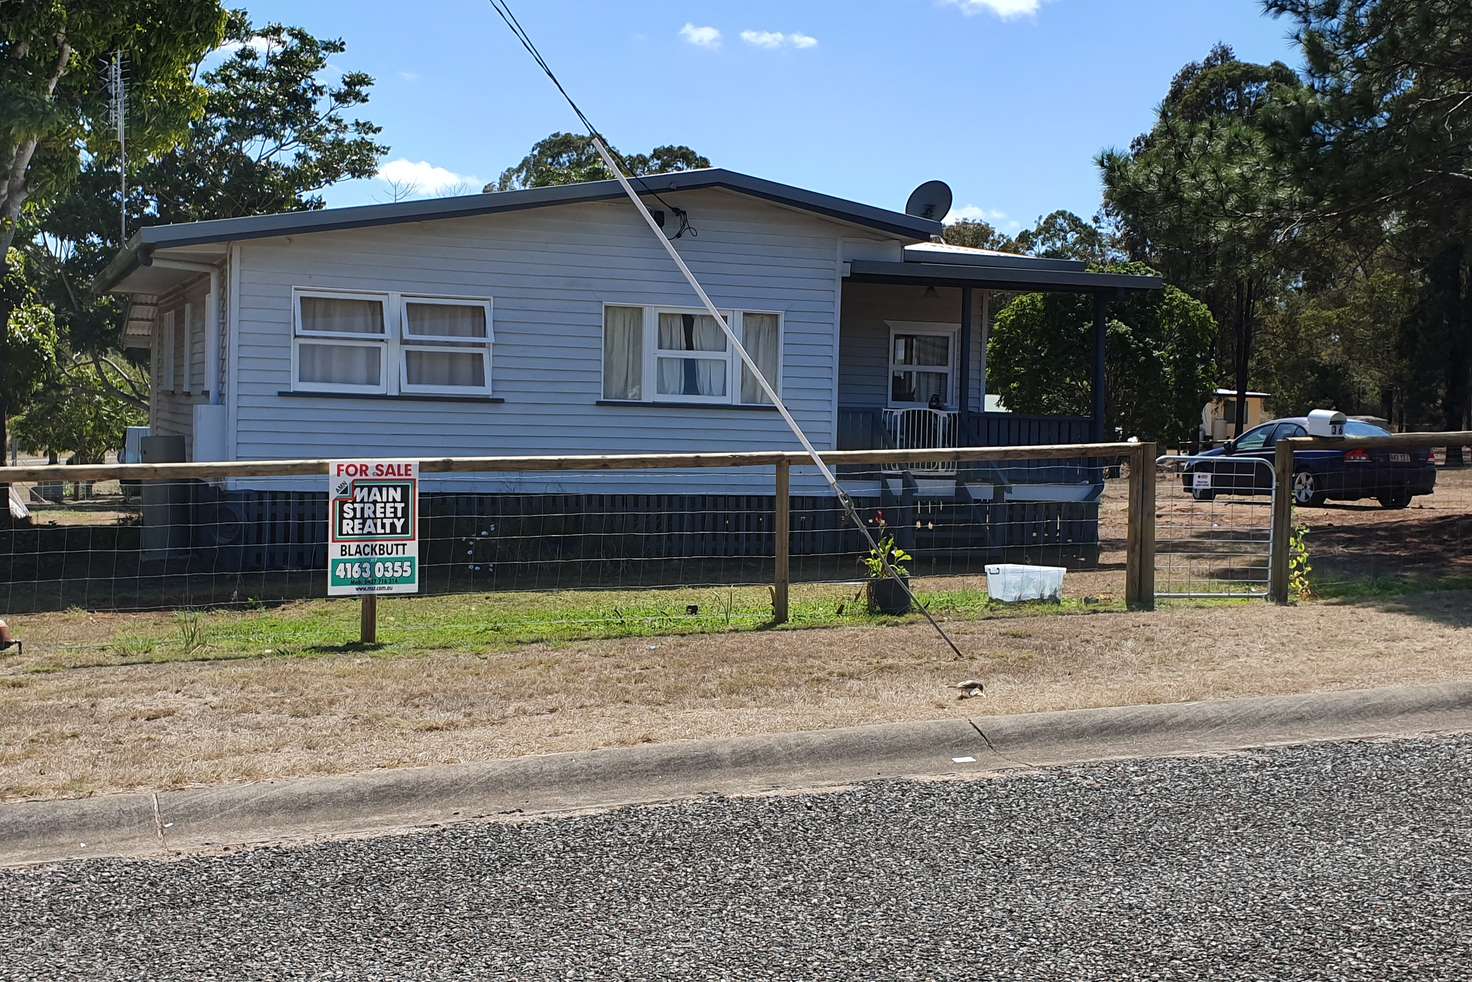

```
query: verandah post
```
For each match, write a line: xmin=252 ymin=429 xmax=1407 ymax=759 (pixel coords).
xmin=1268 ymin=440 xmax=1294 ymax=604
xmin=773 ymin=459 xmax=791 ymax=623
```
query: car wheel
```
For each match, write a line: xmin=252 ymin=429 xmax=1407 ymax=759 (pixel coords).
xmin=1191 ymin=488 xmax=1216 ymax=502
xmin=1377 ymin=490 xmax=1412 ymax=510
xmin=1291 ymin=469 xmax=1326 ymax=507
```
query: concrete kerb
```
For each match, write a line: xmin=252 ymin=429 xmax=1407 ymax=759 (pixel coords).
xmin=4 ymin=681 xmax=1470 ymax=867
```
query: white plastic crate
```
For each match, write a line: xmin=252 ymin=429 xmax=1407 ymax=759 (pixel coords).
xmin=985 ymin=563 xmax=1066 ymax=603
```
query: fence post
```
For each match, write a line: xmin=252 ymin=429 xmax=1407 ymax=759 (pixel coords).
xmin=1138 ymin=442 xmax=1157 ymax=610
xmin=773 ymin=460 xmax=790 ymax=624
xmin=1125 ymin=443 xmax=1156 ymax=610
xmin=1269 ymin=440 xmax=1294 ymax=604
xmin=361 ymin=595 xmax=377 ymax=644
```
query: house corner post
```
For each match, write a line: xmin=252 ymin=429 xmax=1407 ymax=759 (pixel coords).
xmin=773 ymin=459 xmax=791 ymax=623
xmin=1269 ymin=440 xmax=1294 ymax=604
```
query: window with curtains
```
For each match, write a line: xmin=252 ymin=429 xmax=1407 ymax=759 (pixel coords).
xmin=291 ymin=290 xmax=493 ymax=396
xmin=889 ymin=328 xmax=955 ymax=408
xmin=602 ymin=305 xmax=781 ymax=406
xmin=401 ymin=298 xmax=492 ymax=395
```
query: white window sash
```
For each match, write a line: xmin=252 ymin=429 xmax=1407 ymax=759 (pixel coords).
xmin=293 ymin=289 xmax=390 ymax=340
xmin=291 ymin=337 xmax=388 ymax=395
xmin=887 ymin=325 xmax=957 ymax=409
xmin=402 ymin=295 xmax=494 ymax=344
xmin=399 ymin=344 xmax=493 ymax=396
xmin=737 ymin=310 xmax=783 ymax=406
xmin=650 ymin=306 xmax=732 ymax=405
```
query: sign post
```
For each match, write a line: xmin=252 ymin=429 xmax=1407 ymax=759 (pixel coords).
xmin=328 ymin=460 xmax=420 ymax=643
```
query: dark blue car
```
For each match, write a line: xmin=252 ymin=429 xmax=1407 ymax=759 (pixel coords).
xmin=1182 ymin=417 xmax=1436 ymax=509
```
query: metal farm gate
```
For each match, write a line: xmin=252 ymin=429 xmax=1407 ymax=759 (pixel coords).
xmin=1154 ymin=454 xmax=1277 ymax=600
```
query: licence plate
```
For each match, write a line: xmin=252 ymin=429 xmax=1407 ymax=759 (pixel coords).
xmin=1390 ymin=452 xmax=1411 ymax=463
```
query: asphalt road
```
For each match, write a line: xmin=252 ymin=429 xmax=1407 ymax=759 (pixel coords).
xmin=3 ymin=734 xmax=1471 ymax=980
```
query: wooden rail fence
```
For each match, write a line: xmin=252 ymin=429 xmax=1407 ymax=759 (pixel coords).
xmin=0 ymin=441 xmax=1158 ymax=619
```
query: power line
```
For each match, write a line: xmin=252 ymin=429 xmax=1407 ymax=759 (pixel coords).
xmin=485 ymin=0 xmax=693 ymax=236
xmin=483 ymin=0 xmax=971 ymax=665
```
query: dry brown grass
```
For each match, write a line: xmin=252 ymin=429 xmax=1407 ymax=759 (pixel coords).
xmin=2 ymin=591 xmax=1469 ymax=802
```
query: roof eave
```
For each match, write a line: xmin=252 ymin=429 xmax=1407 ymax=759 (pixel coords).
xmin=847 ymin=259 xmax=1164 ymax=294
xmin=92 ymin=169 xmax=940 ymax=295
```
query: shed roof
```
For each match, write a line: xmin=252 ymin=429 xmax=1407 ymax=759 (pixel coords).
xmin=95 ymin=168 xmax=943 ymax=293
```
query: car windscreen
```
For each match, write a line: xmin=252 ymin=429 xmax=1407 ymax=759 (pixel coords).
xmin=1343 ymin=420 xmax=1390 ymax=437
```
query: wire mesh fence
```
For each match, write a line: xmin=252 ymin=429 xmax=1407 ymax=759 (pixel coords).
xmin=1 ymin=446 xmax=1138 ymax=650
xmin=1153 ymin=455 xmax=1275 ymax=598
xmin=1280 ymin=437 xmax=1472 ymax=595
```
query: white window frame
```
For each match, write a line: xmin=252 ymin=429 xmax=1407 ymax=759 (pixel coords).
xmin=886 ymin=322 xmax=958 ymax=409
xmin=291 ymin=288 xmax=391 ymax=395
xmin=399 ymin=295 xmax=494 ymax=397
xmin=650 ymin=305 xmax=736 ymax=405
xmin=601 ymin=303 xmax=784 ymax=406
xmin=736 ymin=308 xmax=784 ymax=406
xmin=159 ymin=310 xmax=176 ymax=393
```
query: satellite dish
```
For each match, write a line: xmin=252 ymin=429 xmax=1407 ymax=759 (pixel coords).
xmin=905 ymin=180 xmax=953 ymax=221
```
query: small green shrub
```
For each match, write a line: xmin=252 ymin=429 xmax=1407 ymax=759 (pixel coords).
xmin=1288 ymin=522 xmax=1314 ymax=601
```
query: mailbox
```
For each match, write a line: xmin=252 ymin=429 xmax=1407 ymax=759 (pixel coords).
xmin=1306 ymin=409 xmax=1346 ymax=438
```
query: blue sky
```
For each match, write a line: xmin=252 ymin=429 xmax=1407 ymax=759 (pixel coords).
xmin=233 ymin=0 xmax=1301 ymax=230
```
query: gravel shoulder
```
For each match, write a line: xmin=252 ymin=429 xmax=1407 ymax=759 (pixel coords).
xmin=3 ymin=733 xmax=1471 ymax=980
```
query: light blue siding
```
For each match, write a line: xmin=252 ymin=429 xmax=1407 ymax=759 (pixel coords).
xmin=229 ymin=190 xmax=869 ymax=494
xmin=837 ymin=282 xmax=987 ymax=413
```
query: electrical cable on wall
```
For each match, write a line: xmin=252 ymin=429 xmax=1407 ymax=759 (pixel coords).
xmin=485 ymin=0 xmax=972 ymax=666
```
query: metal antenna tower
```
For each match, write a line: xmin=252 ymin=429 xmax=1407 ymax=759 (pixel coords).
xmin=105 ymin=51 xmax=128 ymax=241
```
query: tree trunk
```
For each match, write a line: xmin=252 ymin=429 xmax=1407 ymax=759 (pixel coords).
xmin=1435 ymin=244 xmax=1468 ymax=465
xmin=1232 ymin=278 xmax=1257 ymax=438
xmin=0 ymin=251 xmax=13 ymax=523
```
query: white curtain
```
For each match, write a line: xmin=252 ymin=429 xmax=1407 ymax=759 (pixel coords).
xmin=405 ymin=349 xmax=484 ymax=387
xmin=406 ymin=302 xmax=487 ymax=339
xmin=603 ymin=305 xmax=643 ymax=399
xmin=740 ymin=313 xmax=779 ymax=404
xmin=656 ymin=357 xmax=727 ymax=397
xmin=657 ymin=312 xmax=728 ymax=397
xmin=299 ymin=343 xmax=380 ymax=385
xmin=300 ymin=296 xmax=384 ymax=334
xmin=658 ymin=312 xmax=726 ymax=351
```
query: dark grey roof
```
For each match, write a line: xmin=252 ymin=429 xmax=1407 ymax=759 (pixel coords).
xmin=846 ymin=258 xmax=1163 ymax=294
xmin=95 ymin=168 xmax=943 ymax=292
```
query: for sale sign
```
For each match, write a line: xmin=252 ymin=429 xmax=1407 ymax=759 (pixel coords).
xmin=328 ymin=460 xmax=419 ymax=596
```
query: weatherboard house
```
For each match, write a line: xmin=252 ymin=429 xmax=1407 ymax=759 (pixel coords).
xmin=97 ymin=169 xmax=1159 ymax=575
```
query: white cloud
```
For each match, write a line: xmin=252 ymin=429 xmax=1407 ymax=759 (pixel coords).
xmin=679 ymin=23 xmax=722 ymax=48
xmin=397 ymin=70 xmax=420 ymax=82
xmin=376 ymin=159 xmax=483 ymax=196
xmin=739 ymin=29 xmax=819 ymax=49
xmin=945 ymin=204 xmax=1021 ymax=231
xmin=741 ymin=30 xmax=786 ymax=49
xmin=941 ymin=0 xmax=1041 ymax=19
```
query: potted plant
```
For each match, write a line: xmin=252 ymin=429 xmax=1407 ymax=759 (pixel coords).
xmin=861 ymin=513 xmax=913 ymax=615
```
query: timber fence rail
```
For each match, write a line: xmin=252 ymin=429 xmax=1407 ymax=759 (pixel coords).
xmin=1268 ymin=431 xmax=1472 ymax=603
xmin=1 ymin=442 xmax=1156 ymax=628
